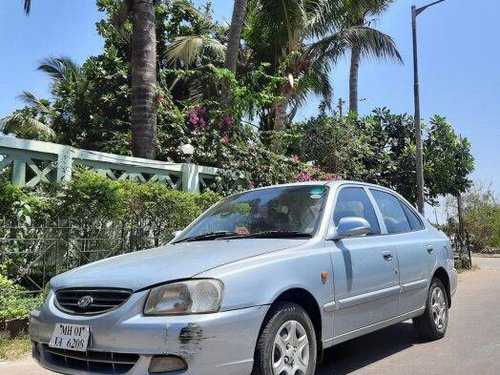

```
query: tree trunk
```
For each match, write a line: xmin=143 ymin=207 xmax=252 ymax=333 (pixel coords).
xmin=349 ymin=45 xmax=361 ymax=114
xmin=272 ymin=99 xmax=288 ymax=131
xmin=131 ymin=0 xmax=157 ymax=159
xmin=225 ymin=0 xmax=248 ymax=73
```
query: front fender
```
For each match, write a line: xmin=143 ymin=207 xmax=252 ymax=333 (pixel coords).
xmin=196 ymin=239 xmax=334 ymax=343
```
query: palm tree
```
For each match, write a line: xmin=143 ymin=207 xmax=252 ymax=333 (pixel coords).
xmin=225 ymin=0 xmax=248 ymax=73
xmin=346 ymin=0 xmax=402 ymax=113
xmin=24 ymin=0 xmax=158 ymax=159
xmin=246 ymin=0 xmax=402 ymax=130
xmin=0 ymin=91 xmax=56 ymax=141
xmin=164 ymin=2 xmax=225 ymax=68
xmin=1 ymin=55 xmax=86 ymax=141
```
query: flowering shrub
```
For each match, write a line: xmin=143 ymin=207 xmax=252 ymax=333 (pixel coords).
xmin=187 ymin=107 xmax=208 ymax=133
xmin=297 ymin=171 xmax=313 ymax=182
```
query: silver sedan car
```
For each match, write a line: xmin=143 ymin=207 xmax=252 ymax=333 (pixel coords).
xmin=30 ymin=181 xmax=457 ymax=375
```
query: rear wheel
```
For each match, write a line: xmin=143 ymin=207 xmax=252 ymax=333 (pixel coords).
xmin=253 ymin=302 xmax=317 ymax=375
xmin=413 ymin=278 xmax=449 ymax=340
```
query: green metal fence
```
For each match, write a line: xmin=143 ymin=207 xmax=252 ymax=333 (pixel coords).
xmin=0 ymin=136 xmax=222 ymax=193
xmin=0 ymin=217 xmax=176 ymax=291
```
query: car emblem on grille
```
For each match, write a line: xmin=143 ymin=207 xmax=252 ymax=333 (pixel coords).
xmin=77 ymin=296 xmax=93 ymax=309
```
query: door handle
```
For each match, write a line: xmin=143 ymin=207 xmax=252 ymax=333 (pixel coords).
xmin=382 ymin=251 xmax=393 ymax=261
xmin=426 ymin=245 xmax=434 ymax=254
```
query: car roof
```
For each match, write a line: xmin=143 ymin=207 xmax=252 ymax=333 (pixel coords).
xmin=244 ymin=180 xmax=415 ymax=207
xmin=247 ymin=180 xmax=391 ymax=191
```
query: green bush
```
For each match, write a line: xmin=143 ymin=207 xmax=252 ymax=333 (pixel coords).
xmin=0 ymin=271 xmax=42 ymax=321
xmin=60 ymin=170 xmax=128 ymax=221
xmin=0 ymin=171 xmax=224 ymax=284
xmin=0 ymin=180 xmax=54 ymax=223
xmin=59 ymin=170 xmax=223 ymax=227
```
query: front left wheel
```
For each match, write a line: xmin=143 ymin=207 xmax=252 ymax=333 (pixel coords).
xmin=252 ymin=302 xmax=317 ymax=375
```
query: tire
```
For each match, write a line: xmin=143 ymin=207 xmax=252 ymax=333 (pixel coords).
xmin=413 ymin=277 xmax=449 ymax=341
xmin=252 ymin=302 xmax=317 ymax=375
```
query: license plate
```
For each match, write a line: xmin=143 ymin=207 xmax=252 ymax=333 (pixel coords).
xmin=49 ymin=323 xmax=90 ymax=352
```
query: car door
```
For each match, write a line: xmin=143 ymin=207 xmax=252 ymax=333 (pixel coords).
xmin=328 ymin=186 xmax=400 ymax=338
xmin=370 ymin=189 xmax=436 ymax=314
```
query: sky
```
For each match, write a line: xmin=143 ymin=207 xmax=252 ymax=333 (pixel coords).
xmin=0 ymin=0 xmax=499 ymax=220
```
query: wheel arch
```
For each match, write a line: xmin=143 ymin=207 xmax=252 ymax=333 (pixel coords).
xmin=433 ymin=267 xmax=452 ymax=308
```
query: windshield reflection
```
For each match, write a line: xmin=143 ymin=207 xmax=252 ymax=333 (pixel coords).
xmin=175 ymin=185 xmax=329 ymax=242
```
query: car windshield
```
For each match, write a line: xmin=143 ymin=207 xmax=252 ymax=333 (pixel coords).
xmin=175 ymin=185 xmax=329 ymax=242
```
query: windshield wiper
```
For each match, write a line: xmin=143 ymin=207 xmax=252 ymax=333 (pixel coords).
xmin=226 ymin=230 xmax=313 ymax=239
xmin=174 ymin=231 xmax=239 ymax=243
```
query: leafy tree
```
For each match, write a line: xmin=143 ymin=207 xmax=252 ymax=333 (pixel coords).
xmin=445 ymin=184 xmax=500 ymax=252
xmin=294 ymin=114 xmax=368 ymax=178
xmin=424 ymin=115 xmax=474 ymax=198
xmin=295 ymin=109 xmax=474 ymax=205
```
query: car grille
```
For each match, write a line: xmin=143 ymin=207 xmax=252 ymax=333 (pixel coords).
xmin=40 ymin=344 xmax=139 ymax=374
xmin=55 ymin=288 xmax=132 ymax=315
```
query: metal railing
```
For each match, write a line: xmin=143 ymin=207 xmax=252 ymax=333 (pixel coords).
xmin=0 ymin=217 xmax=177 ymax=291
xmin=0 ymin=136 xmax=223 ymax=193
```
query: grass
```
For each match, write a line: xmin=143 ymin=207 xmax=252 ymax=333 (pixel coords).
xmin=0 ymin=333 xmax=31 ymax=361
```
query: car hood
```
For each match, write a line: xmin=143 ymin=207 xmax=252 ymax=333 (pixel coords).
xmin=50 ymin=238 xmax=308 ymax=291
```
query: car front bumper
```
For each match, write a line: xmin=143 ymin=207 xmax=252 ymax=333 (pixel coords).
xmin=29 ymin=291 xmax=269 ymax=375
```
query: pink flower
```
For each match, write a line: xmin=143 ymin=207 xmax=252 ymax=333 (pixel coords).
xmin=188 ymin=107 xmax=208 ymax=128
xmin=297 ymin=171 xmax=313 ymax=182
xmin=189 ymin=113 xmax=199 ymax=125
xmin=221 ymin=135 xmax=230 ymax=146
xmin=289 ymin=154 xmax=300 ymax=163
xmin=323 ymin=173 xmax=338 ymax=181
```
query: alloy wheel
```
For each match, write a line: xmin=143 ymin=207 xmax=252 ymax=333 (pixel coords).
xmin=272 ymin=320 xmax=310 ymax=375
xmin=431 ymin=286 xmax=447 ymax=329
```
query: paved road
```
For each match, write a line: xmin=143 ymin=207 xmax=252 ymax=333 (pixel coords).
xmin=2 ymin=257 xmax=499 ymax=375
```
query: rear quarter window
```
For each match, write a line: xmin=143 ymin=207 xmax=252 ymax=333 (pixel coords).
xmin=401 ymin=202 xmax=425 ymax=231
xmin=370 ymin=189 xmax=411 ymax=234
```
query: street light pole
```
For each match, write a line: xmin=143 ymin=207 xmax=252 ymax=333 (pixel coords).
xmin=411 ymin=0 xmax=446 ymax=214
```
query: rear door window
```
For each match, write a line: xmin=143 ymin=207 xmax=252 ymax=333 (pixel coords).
xmin=370 ymin=190 xmax=411 ymax=234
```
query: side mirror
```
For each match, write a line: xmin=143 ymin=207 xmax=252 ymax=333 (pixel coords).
xmin=330 ymin=217 xmax=371 ymax=240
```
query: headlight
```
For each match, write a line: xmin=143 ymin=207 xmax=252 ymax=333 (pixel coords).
xmin=144 ymin=279 xmax=224 ymax=315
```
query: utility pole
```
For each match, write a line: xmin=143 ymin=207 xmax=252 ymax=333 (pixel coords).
xmin=411 ymin=0 xmax=446 ymax=214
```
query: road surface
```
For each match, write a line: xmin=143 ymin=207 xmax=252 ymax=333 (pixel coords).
xmin=2 ymin=257 xmax=499 ymax=375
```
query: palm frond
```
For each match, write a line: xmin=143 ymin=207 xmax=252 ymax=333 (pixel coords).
xmin=17 ymin=91 xmax=53 ymax=114
xmin=305 ymin=0 xmax=345 ymax=37
xmin=165 ymin=35 xmax=225 ymax=67
xmin=289 ymin=60 xmax=333 ymax=111
xmin=37 ymin=57 xmax=82 ymax=82
xmin=309 ymin=26 xmax=402 ymax=63
xmin=23 ymin=0 xmax=31 ymax=14
xmin=349 ymin=0 xmax=395 ymax=19
xmin=0 ymin=113 xmax=56 ymax=140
